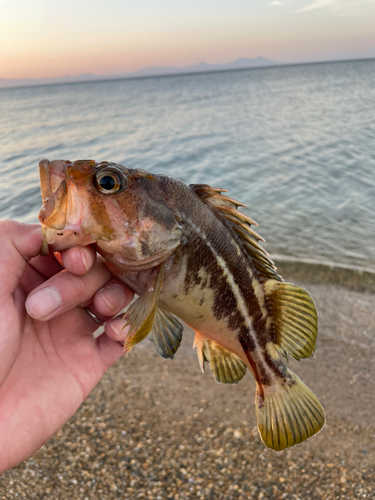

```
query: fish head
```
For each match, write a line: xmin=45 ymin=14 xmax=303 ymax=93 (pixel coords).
xmin=38 ymin=159 xmax=183 ymax=268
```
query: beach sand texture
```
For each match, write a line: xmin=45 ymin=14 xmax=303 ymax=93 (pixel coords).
xmin=0 ymin=273 xmax=374 ymax=499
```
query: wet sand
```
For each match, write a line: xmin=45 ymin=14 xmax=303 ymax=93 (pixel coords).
xmin=0 ymin=274 xmax=374 ymax=499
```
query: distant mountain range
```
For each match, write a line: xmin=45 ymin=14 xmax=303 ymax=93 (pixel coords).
xmin=0 ymin=57 xmax=277 ymax=89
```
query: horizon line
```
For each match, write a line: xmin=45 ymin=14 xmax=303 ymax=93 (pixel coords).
xmin=1 ymin=55 xmax=374 ymax=92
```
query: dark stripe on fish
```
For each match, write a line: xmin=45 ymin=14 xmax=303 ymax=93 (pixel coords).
xmin=182 ymin=217 xmax=292 ymax=387
xmin=183 ymin=220 xmax=266 ymax=332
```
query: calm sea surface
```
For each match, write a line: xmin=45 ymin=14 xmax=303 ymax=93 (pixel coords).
xmin=0 ymin=59 xmax=374 ymax=270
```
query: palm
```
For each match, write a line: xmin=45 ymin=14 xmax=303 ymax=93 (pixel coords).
xmin=7 ymin=303 xmax=108 ymax=410
xmin=1 ymin=287 xmax=121 ymax=437
xmin=0 ymin=227 xmax=126 ymax=472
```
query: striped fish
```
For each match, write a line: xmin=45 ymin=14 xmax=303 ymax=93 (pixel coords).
xmin=39 ymin=158 xmax=325 ymax=451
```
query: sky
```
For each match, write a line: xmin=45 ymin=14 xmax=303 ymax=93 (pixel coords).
xmin=1 ymin=0 xmax=374 ymax=80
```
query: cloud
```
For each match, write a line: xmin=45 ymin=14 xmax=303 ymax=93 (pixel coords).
xmin=299 ymin=0 xmax=336 ymax=11
xmin=269 ymin=1 xmax=282 ymax=5
xmin=298 ymin=0 xmax=375 ymax=13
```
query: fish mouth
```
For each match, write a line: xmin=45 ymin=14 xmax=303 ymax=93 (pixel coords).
xmin=39 ymin=159 xmax=96 ymax=255
xmin=39 ymin=159 xmax=69 ymax=228
xmin=39 ymin=159 xmax=70 ymax=254
xmin=38 ymin=159 xmax=104 ymax=255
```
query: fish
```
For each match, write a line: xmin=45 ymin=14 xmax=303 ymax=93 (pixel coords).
xmin=38 ymin=158 xmax=325 ymax=451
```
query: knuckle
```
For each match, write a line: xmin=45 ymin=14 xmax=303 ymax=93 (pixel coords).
xmin=0 ymin=220 xmax=19 ymax=235
xmin=60 ymin=270 xmax=89 ymax=298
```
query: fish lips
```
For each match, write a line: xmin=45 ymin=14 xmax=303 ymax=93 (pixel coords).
xmin=38 ymin=159 xmax=96 ymax=255
xmin=38 ymin=159 xmax=69 ymax=230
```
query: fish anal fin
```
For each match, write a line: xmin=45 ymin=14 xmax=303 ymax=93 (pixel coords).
xmin=190 ymin=184 xmax=282 ymax=281
xmin=194 ymin=337 xmax=247 ymax=384
xmin=265 ymin=280 xmax=318 ymax=360
xmin=123 ymin=265 xmax=164 ymax=352
xmin=255 ymin=369 xmax=325 ymax=452
xmin=193 ymin=334 xmax=208 ymax=373
xmin=150 ymin=308 xmax=183 ymax=359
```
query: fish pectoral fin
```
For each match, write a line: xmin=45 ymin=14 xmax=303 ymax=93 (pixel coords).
xmin=255 ymin=369 xmax=325 ymax=452
xmin=150 ymin=308 xmax=183 ymax=359
xmin=194 ymin=338 xmax=247 ymax=384
xmin=123 ymin=264 xmax=165 ymax=353
xmin=264 ymin=280 xmax=318 ymax=360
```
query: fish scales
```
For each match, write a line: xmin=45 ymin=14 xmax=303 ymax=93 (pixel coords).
xmin=157 ymin=184 xmax=286 ymax=387
xmin=38 ymin=159 xmax=325 ymax=451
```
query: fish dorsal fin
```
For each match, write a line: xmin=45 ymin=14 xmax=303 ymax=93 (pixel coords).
xmin=123 ymin=264 xmax=165 ymax=353
xmin=194 ymin=336 xmax=247 ymax=384
xmin=150 ymin=308 xmax=183 ymax=359
xmin=264 ymin=280 xmax=318 ymax=360
xmin=190 ymin=184 xmax=282 ymax=281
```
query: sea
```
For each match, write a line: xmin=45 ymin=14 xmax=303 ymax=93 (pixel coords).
xmin=0 ymin=59 xmax=374 ymax=271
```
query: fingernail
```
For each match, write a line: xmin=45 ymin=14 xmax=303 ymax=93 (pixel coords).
xmin=111 ymin=318 xmax=128 ymax=338
xmin=98 ymin=285 xmax=126 ymax=312
xmin=26 ymin=287 xmax=62 ymax=319
xmin=80 ymin=247 xmax=91 ymax=272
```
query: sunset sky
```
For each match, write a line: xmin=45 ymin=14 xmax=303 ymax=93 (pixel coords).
xmin=1 ymin=0 xmax=375 ymax=80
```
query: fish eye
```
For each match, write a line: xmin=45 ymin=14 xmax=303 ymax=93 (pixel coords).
xmin=94 ymin=169 xmax=127 ymax=194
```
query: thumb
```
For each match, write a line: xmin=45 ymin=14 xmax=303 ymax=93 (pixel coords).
xmin=0 ymin=222 xmax=43 ymax=299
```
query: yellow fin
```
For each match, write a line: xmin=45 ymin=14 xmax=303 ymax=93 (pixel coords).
xmin=190 ymin=184 xmax=282 ymax=281
xmin=265 ymin=280 xmax=318 ymax=360
xmin=150 ymin=308 xmax=183 ymax=359
xmin=194 ymin=338 xmax=247 ymax=384
xmin=255 ymin=369 xmax=325 ymax=451
xmin=123 ymin=265 xmax=164 ymax=353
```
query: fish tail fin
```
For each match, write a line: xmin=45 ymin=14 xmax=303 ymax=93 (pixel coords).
xmin=255 ymin=369 xmax=325 ymax=451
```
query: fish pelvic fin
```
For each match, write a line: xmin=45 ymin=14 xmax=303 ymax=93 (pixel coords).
xmin=264 ymin=280 xmax=318 ymax=360
xmin=194 ymin=336 xmax=247 ymax=384
xmin=150 ymin=307 xmax=183 ymax=359
xmin=255 ymin=369 xmax=325 ymax=452
xmin=123 ymin=264 xmax=165 ymax=353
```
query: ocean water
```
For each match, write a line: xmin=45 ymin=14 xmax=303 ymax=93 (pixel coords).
xmin=0 ymin=59 xmax=374 ymax=270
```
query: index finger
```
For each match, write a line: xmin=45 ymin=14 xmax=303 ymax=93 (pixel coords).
xmin=28 ymin=245 xmax=97 ymax=280
xmin=60 ymin=245 xmax=97 ymax=276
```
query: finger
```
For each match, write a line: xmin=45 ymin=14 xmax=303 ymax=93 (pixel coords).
xmin=104 ymin=315 xmax=130 ymax=342
xmin=96 ymin=333 xmax=125 ymax=371
xmin=28 ymin=252 xmax=63 ymax=280
xmin=0 ymin=222 xmax=42 ymax=299
xmin=0 ymin=222 xmax=41 ymax=385
xmin=83 ymin=304 xmax=106 ymax=326
xmin=20 ymin=261 xmax=48 ymax=296
xmin=25 ymin=261 xmax=113 ymax=321
xmin=92 ymin=278 xmax=134 ymax=318
xmin=61 ymin=246 xmax=96 ymax=276
xmin=80 ymin=298 xmax=94 ymax=309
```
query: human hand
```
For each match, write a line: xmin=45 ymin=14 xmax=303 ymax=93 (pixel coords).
xmin=0 ymin=221 xmax=134 ymax=474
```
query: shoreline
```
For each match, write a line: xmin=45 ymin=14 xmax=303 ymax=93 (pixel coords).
xmin=273 ymin=255 xmax=375 ymax=294
xmin=1 ymin=56 xmax=374 ymax=91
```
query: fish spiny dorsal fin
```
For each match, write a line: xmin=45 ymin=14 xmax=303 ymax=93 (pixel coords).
xmin=190 ymin=184 xmax=282 ymax=281
xmin=193 ymin=336 xmax=247 ymax=384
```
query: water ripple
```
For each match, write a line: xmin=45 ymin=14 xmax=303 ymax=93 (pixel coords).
xmin=0 ymin=59 xmax=374 ymax=269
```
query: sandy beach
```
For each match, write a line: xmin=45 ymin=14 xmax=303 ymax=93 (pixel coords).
xmin=0 ymin=270 xmax=374 ymax=499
